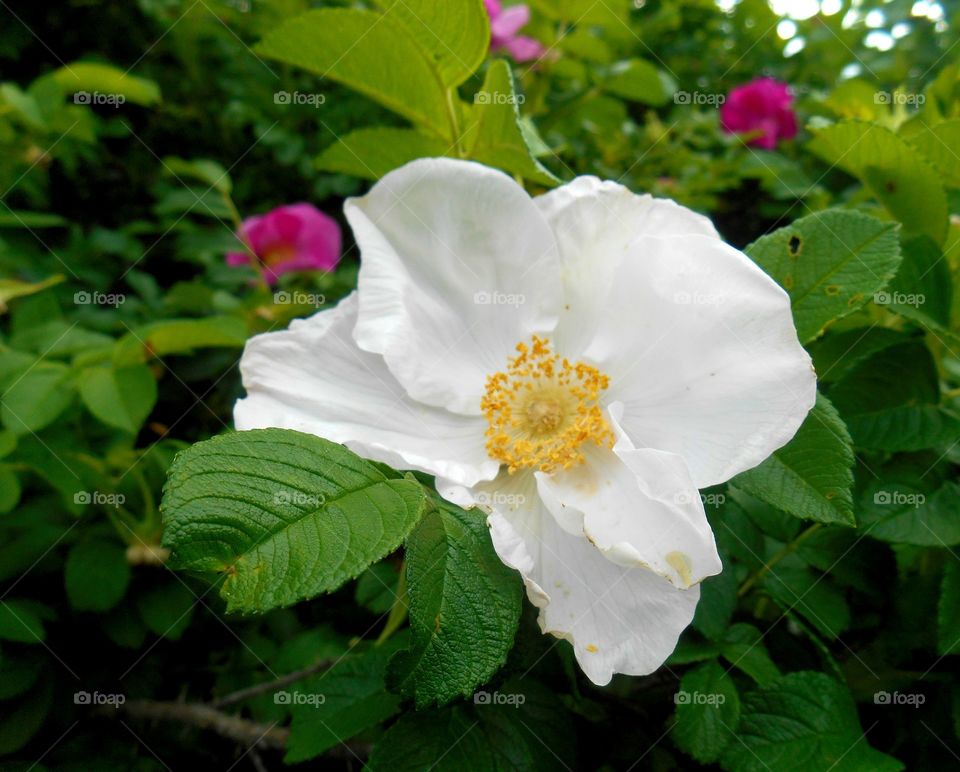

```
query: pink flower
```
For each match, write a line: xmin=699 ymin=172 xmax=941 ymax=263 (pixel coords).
xmin=484 ymin=0 xmax=544 ymax=62
xmin=720 ymin=77 xmax=798 ymax=150
xmin=226 ymin=203 xmax=341 ymax=284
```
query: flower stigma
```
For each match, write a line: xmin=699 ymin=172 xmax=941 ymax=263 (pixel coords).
xmin=482 ymin=336 xmax=614 ymax=474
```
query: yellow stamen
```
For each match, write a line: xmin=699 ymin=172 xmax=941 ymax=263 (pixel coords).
xmin=481 ymin=336 xmax=614 ymax=474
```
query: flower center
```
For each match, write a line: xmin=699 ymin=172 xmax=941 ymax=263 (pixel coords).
xmin=261 ymin=242 xmax=297 ymax=267
xmin=482 ymin=336 xmax=614 ymax=474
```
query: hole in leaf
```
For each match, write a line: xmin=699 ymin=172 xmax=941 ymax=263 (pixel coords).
xmin=884 ymin=180 xmax=896 ymax=193
xmin=788 ymin=235 xmax=801 ymax=255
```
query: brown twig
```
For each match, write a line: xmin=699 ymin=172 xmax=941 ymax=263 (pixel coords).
xmin=211 ymin=657 xmax=336 ymax=708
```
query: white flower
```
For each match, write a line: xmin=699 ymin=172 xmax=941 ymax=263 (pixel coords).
xmin=235 ymin=158 xmax=816 ymax=685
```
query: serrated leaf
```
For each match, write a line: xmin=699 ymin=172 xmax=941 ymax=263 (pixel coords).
xmin=734 ymin=394 xmax=854 ymax=526
xmin=79 ymin=364 xmax=157 ymax=434
xmin=721 ymin=672 xmax=903 ymax=772
xmin=286 ymin=648 xmax=401 ymax=763
xmin=809 ymin=122 xmax=948 ymax=245
xmin=762 ymin=567 xmax=850 ymax=640
xmin=885 ymin=235 xmax=952 ymax=328
xmin=388 ymin=499 xmax=522 ymax=707
xmin=255 ymin=9 xmax=449 ymax=133
xmin=374 ymin=0 xmax=489 ymax=87
xmin=860 ymin=480 xmax=960 ymax=546
xmin=317 ymin=127 xmax=450 ymax=180
xmin=161 ymin=429 xmax=427 ymax=613
xmin=719 ymin=624 xmax=780 ymax=686
xmin=465 ymin=60 xmax=558 ymax=186
xmin=368 ymin=679 xmax=575 ymax=771
xmin=672 ymin=661 xmax=740 ymax=764
xmin=745 ymin=209 xmax=901 ymax=343
xmin=64 ymin=540 xmax=131 ymax=612
xmin=908 ymin=119 xmax=960 ymax=188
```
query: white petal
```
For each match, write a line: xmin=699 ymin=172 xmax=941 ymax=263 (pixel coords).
xmin=583 ymin=233 xmax=816 ymax=488
xmin=234 ymin=294 xmax=498 ymax=487
xmin=440 ymin=473 xmax=701 ymax=686
xmin=346 ymin=158 xmax=563 ymax=415
xmin=535 ymin=416 xmax=722 ymax=589
xmin=534 ymin=176 xmax=719 ymax=355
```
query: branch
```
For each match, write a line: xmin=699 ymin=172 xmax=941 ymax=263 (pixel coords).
xmin=211 ymin=657 xmax=336 ymax=708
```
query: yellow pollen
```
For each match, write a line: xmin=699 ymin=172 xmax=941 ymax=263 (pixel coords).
xmin=481 ymin=336 xmax=614 ymax=474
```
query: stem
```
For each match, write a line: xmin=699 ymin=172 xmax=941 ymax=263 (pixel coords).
xmin=445 ymin=87 xmax=465 ymax=158
xmin=375 ymin=562 xmax=409 ymax=646
xmin=737 ymin=522 xmax=824 ymax=598
xmin=211 ymin=657 xmax=335 ymax=708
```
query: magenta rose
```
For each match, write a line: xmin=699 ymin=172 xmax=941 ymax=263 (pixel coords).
xmin=226 ymin=203 xmax=342 ymax=284
xmin=720 ymin=77 xmax=798 ymax=150
xmin=484 ymin=0 xmax=544 ymax=62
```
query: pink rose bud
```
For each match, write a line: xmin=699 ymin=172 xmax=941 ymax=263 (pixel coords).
xmin=720 ymin=77 xmax=798 ymax=150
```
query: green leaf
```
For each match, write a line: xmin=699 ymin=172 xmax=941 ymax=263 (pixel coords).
xmin=285 ymin=649 xmax=402 ymax=763
xmin=0 ymin=275 xmax=64 ymax=312
xmin=720 ymin=672 xmax=904 ymax=772
xmin=50 ymin=61 xmax=161 ymax=105
xmin=136 ymin=582 xmax=196 ymax=640
xmin=388 ymin=499 xmax=522 ymax=707
xmin=0 ymin=647 xmax=43 ymax=700
xmin=809 ymin=327 xmax=912 ymax=385
xmin=114 ymin=316 xmax=248 ymax=365
xmin=374 ymin=0 xmax=489 ymax=87
xmin=939 ymin=560 xmax=960 ymax=655
xmin=733 ymin=394 xmax=855 ymax=526
xmin=809 ymin=122 xmax=948 ymax=245
xmin=161 ymin=429 xmax=427 ymax=613
xmin=884 ymin=235 xmax=952 ymax=328
xmin=162 ymin=157 xmax=232 ymax=195
xmin=908 ymin=119 xmax=960 ymax=188
xmin=64 ymin=540 xmax=131 ymax=612
xmin=719 ymin=624 xmax=780 ymax=686
xmin=0 ymin=464 xmax=21 ymax=513
xmin=745 ymin=209 xmax=901 ymax=343
xmin=762 ymin=567 xmax=850 ymax=640
xmin=0 ymin=600 xmax=46 ymax=643
xmin=601 ymin=59 xmax=676 ymax=105
xmin=255 ymin=9 xmax=449 ymax=133
xmin=1 ymin=362 xmax=75 ymax=435
xmin=368 ymin=679 xmax=575 ymax=771
xmin=79 ymin=364 xmax=157 ymax=434
xmin=0 ymin=676 xmax=53 ymax=755
xmin=827 ymin=340 xmax=958 ymax=451
xmin=355 ymin=562 xmax=400 ymax=614
xmin=860 ymin=480 xmax=960 ymax=546
xmin=672 ymin=661 xmax=740 ymax=764
xmin=693 ymin=563 xmax=738 ymax=640
xmin=317 ymin=127 xmax=451 ymax=180
xmin=465 ymin=60 xmax=558 ymax=186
